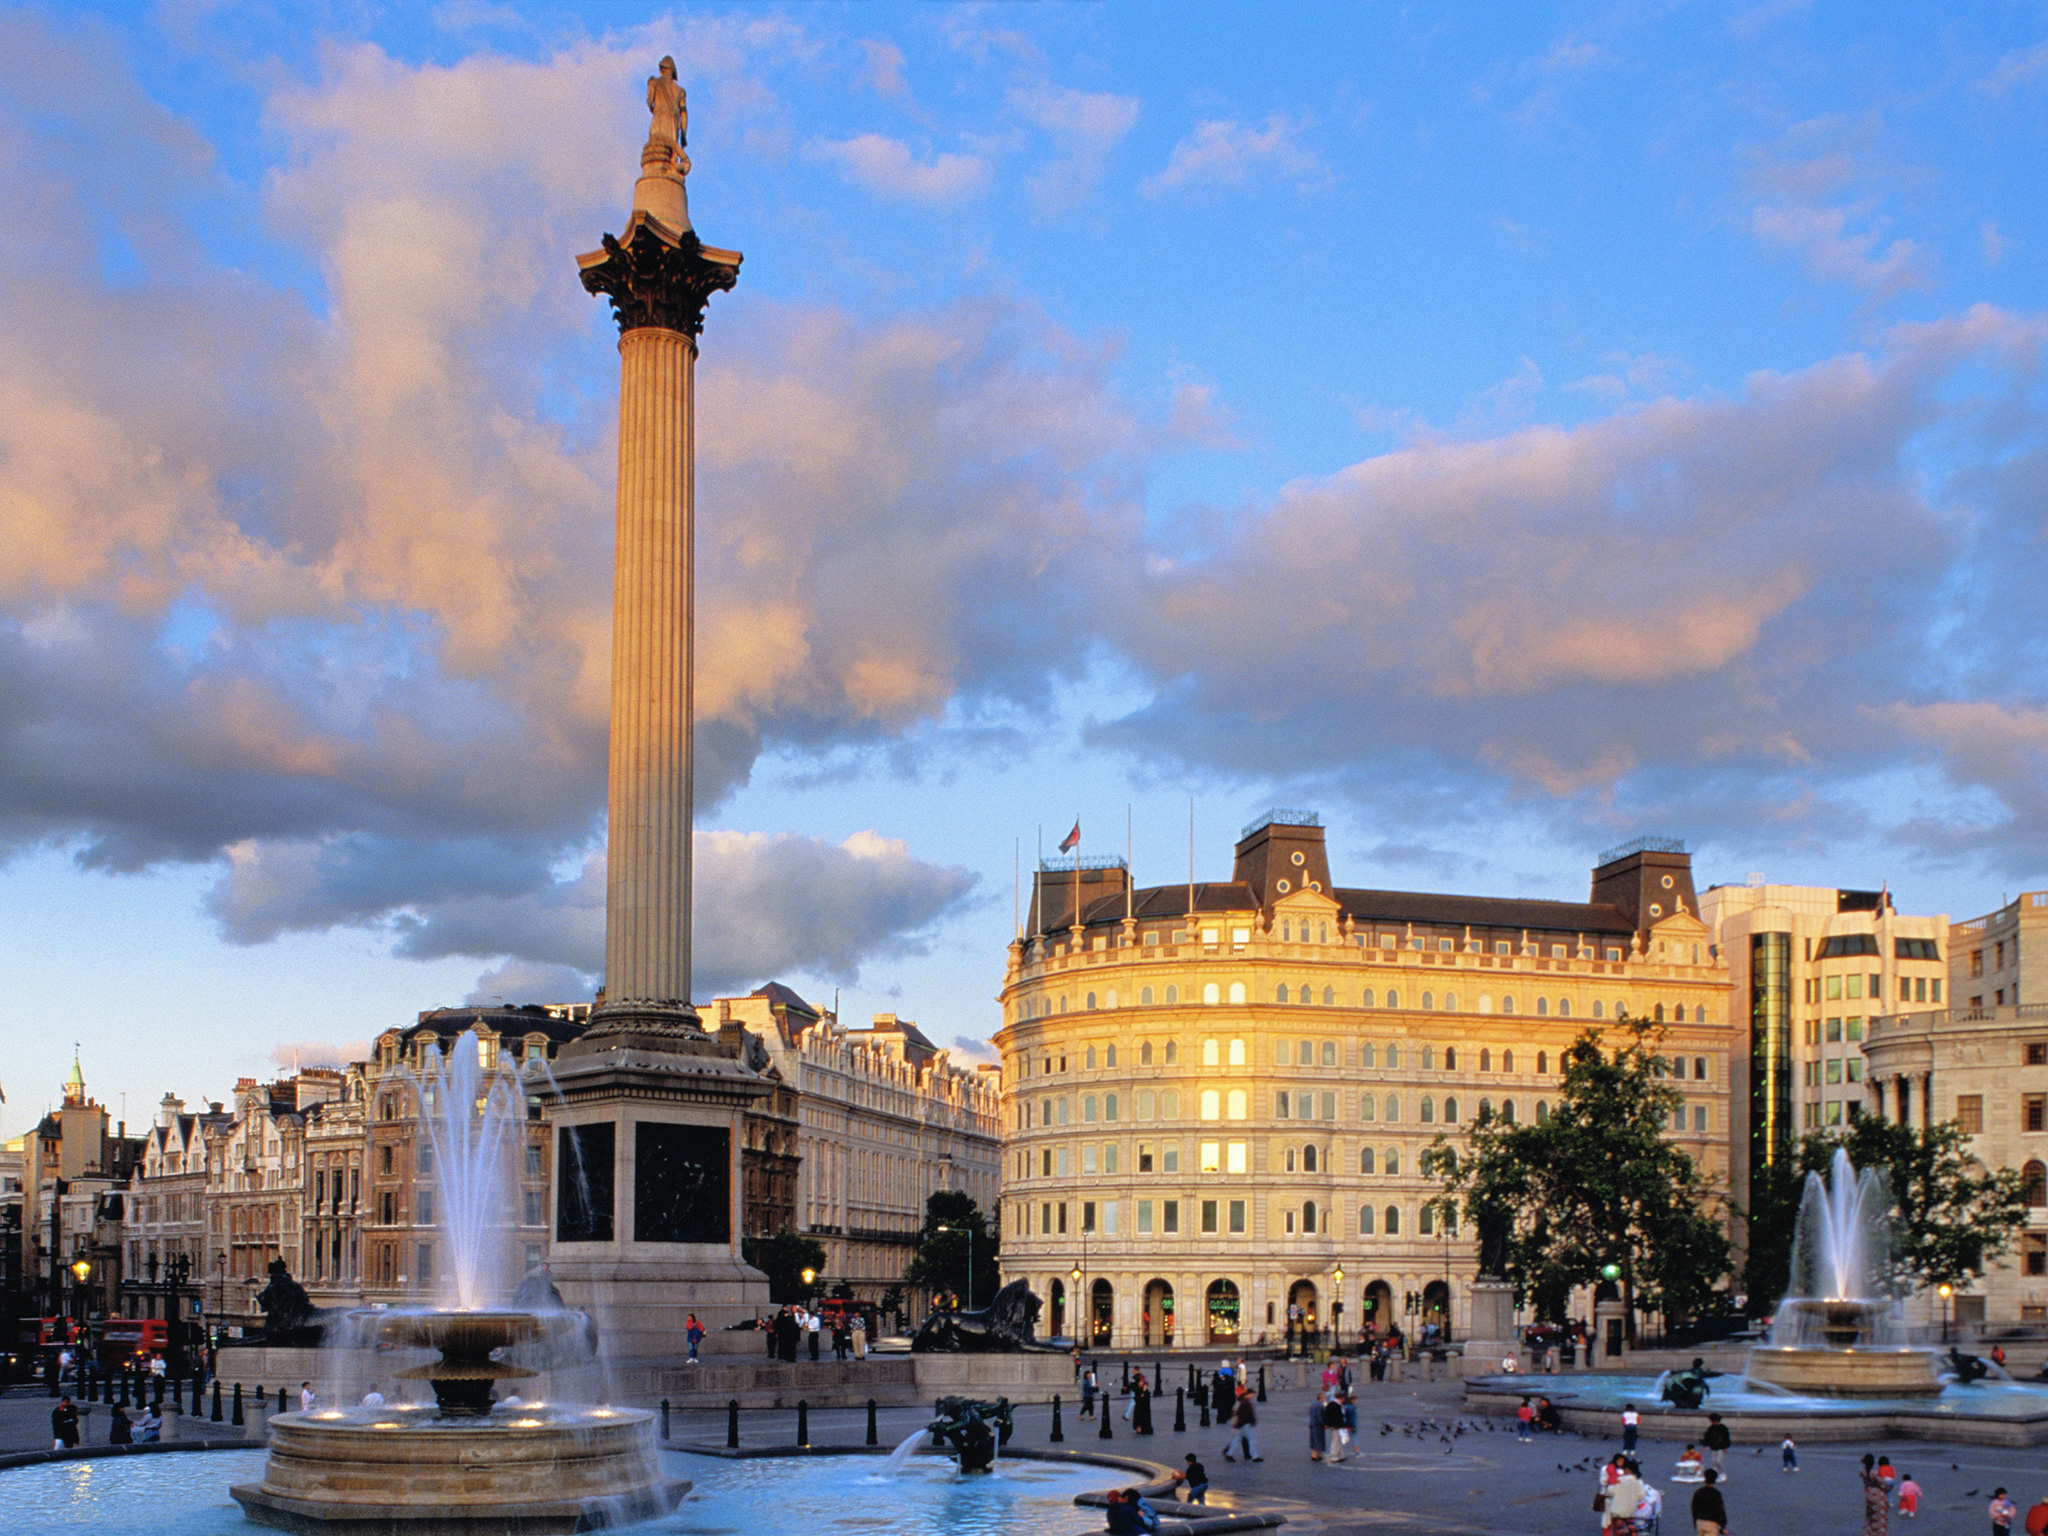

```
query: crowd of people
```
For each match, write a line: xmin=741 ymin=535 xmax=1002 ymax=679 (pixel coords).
xmin=754 ymin=1304 xmax=869 ymax=1363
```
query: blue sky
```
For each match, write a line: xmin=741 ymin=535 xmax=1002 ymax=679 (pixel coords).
xmin=4 ymin=1 xmax=2048 ymax=1135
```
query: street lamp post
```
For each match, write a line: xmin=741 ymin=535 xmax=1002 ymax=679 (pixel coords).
xmin=1938 ymin=1283 xmax=1953 ymax=1344
xmin=1333 ymin=1265 xmax=1345 ymax=1346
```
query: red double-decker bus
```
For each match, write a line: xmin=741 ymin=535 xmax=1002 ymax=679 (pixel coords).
xmin=94 ymin=1317 xmax=169 ymax=1366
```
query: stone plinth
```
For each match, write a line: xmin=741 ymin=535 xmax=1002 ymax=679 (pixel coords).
xmin=1745 ymin=1345 xmax=1943 ymax=1397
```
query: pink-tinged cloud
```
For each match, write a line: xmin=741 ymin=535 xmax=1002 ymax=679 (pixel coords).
xmin=815 ymin=133 xmax=988 ymax=201
xmin=1142 ymin=112 xmax=1329 ymax=196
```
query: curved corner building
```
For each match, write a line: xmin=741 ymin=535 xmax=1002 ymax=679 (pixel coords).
xmin=994 ymin=811 xmax=1733 ymax=1351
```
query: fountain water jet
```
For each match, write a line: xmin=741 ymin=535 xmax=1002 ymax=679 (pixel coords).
xmin=1746 ymin=1147 xmax=1941 ymax=1397
xmin=231 ymin=1030 xmax=687 ymax=1532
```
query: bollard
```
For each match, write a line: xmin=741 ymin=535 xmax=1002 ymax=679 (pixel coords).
xmin=154 ymin=1375 xmax=165 ymax=1409
xmin=255 ymin=1384 xmax=266 ymax=1411
xmin=866 ymin=1399 xmax=879 ymax=1447
xmin=660 ymin=1399 xmax=671 ymax=1440
xmin=1174 ymin=1387 xmax=1186 ymax=1433
xmin=796 ymin=1399 xmax=809 ymax=1448
xmin=118 ymin=1370 xmax=129 ymax=1407
xmin=1257 ymin=1366 xmax=1267 ymax=1402
xmin=1050 ymin=1394 xmax=1064 ymax=1443
xmin=1188 ymin=1363 xmax=1198 ymax=1394
xmin=1155 ymin=1361 xmax=1164 ymax=1393
xmin=1199 ymin=1391 xmax=1211 ymax=1429
xmin=231 ymin=1383 xmax=245 ymax=1426
xmin=1120 ymin=1359 xmax=1131 ymax=1391
xmin=212 ymin=1379 xmax=223 ymax=1422
xmin=1098 ymin=1395 xmax=1113 ymax=1441
xmin=87 ymin=1368 xmax=99 ymax=1404
xmin=727 ymin=1399 xmax=740 ymax=1449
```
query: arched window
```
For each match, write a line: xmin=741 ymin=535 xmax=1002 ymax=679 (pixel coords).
xmin=1107 ymin=1045 xmax=1117 ymax=1066
xmin=1162 ymin=1089 xmax=1181 ymax=1117
xmin=1445 ymin=1045 xmax=1458 ymax=1070
xmin=1166 ymin=985 xmax=1179 ymax=1005
xmin=1324 ymin=986 xmax=1336 ymax=1005
xmin=2022 ymin=1160 xmax=2046 ymax=1207
xmin=1479 ymin=1048 xmax=1491 ymax=1072
xmin=1229 ymin=982 xmax=1247 ymax=1005
xmin=1501 ymin=995 xmax=1516 ymax=1014
xmin=1141 ymin=1041 xmax=1154 ymax=1065
xmin=1226 ymin=1089 xmax=1248 ymax=1119
xmin=1360 ymin=1146 xmax=1376 ymax=1174
xmin=1386 ymin=989 xmax=1400 ymax=1009
xmin=1419 ymin=1206 xmax=1434 ymax=1235
xmin=1199 ymin=1090 xmax=1220 ymax=1120
xmin=1443 ymin=1096 xmax=1458 ymax=1122
xmin=1536 ymin=1100 xmax=1550 ymax=1124
xmin=1479 ymin=1097 xmax=1493 ymax=1118
xmin=1165 ymin=1040 xmax=1178 ymax=1064
xmin=1304 ymin=1144 xmax=1318 ymax=1172
xmin=1105 ymin=1093 xmax=1119 ymax=1121
xmin=1202 ymin=1039 xmax=1220 ymax=1067
xmin=1228 ymin=1038 xmax=1246 ymax=1066
xmin=1276 ymin=984 xmax=1291 ymax=1003
xmin=1536 ymin=997 xmax=1548 ymax=1015
xmin=1536 ymin=1050 xmax=1548 ymax=1074
xmin=1384 ymin=1147 xmax=1400 ymax=1175
xmin=1384 ymin=1094 xmax=1401 ymax=1122
xmin=1362 ymin=989 xmax=1376 ymax=1008
xmin=1087 ymin=992 xmax=1098 ymax=1010
xmin=1086 ymin=1046 xmax=1097 ymax=1069
xmin=1502 ymin=1100 xmax=1517 ymax=1124
xmin=1385 ymin=1042 xmax=1400 ymax=1069
xmin=1361 ymin=1042 xmax=1376 ymax=1068
xmin=1654 ymin=1003 xmax=1666 ymax=1022
xmin=1593 ymin=1000 xmax=1604 ymax=1018
xmin=1444 ymin=992 xmax=1458 ymax=1012
xmin=1421 ymin=991 xmax=1435 ymax=1011
xmin=1422 ymin=1044 xmax=1435 ymax=1070
xmin=1141 ymin=986 xmax=1154 ymax=1006
xmin=1558 ymin=999 xmax=1571 ymax=1018
xmin=1360 ymin=1092 xmax=1376 ymax=1122
xmin=1503 ymin=1048 xmax=1515 ymax=1072
xmin=1358 ymin=1204 xmax=1375 ymax=1235
xmin=1203 ymin=983 xmax=1220 ymax=1005
xmin=1384 ymin=1205 xmax=1401 ymax=1235
xmin=1299 ymin=1201 xmax=1316 ymax=1234
xmin=1083 ymin=1095 xmax=1098 ymax=1122
xmin=1420 ymin=1095 xmax=1435 ymax=1123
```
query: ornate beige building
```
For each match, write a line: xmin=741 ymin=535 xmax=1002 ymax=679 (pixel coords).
xmin=995 ymin=816 xmax=1733 ymax=1350
xmin=1863 ymin=1002 xmax=2048 ymax=1328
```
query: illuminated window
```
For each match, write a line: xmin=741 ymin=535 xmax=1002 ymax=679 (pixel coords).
xmin=1200 ymin=1090 xmax=1220 ymax=1121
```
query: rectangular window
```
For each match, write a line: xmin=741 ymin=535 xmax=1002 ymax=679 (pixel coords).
xmin=1298 ymin=1091 xmax=1314 ymax=1119
xmin=2024 ymin=1235 xmax=2046 ymax=1277
xmin=1057 ymin=1145 xmax=1070 ymax=1177
xmin=1958 ymin=1095 xmax=1984 ymax=1135
xmin=1103 ymin=1143 xmax=1119 ymax=1174
xmin=1082 ymin=1145 xmax=1097 ymax=1176
xmin=1932 ymin=978 xmax=1942 ymax=1002
xmin=1138 ymin=1143 xmax=1154 ymax=1173
xmin=1162 ymin=1144 xmax=1180 ymax=1173
xmin=1826 ymin=1060 xmax=1843 ymax=1084
xmin=1694 ymin=1056 xmax=1709 ymax=1080
xmin=418 ymin=1188 xmax=434 ymax=1224
xmin=417 ymin=1242 xmax=433 ymax=1280
xmin=1847 ymin=1018 xmax=1864 ymax=1041
xmin=2024 ymin=1094 xmax=2046 ymax=1133
xmin=2027 ymin=1043 xmax=2047 ymax=1067
xmin=1321 ymin=1091 xmax=1337 ymax=1119
xmin=1137 ymin=1200 xmax=1154 ymax=1235
xmin=1226 ymin=1141 xmax=1248 ymax=1174
xmin=1103 ymin=1201 xmax=1118 ymax=1235
xmin=1199 ymin=1141 xmax=1221 ymax=1174
xmin=1275 ymin=1092 xmax=1291 ymax=1120
xmin=1826 ymin=1017 xmax=1843 ymax=1042
xmin=1042 ymin=1202 xmax=1051 ymax=1235
xmin=1228 ymin=1199 xmax=1246 ymax=1234
xmin=1057 ymin=1202 xmax=1068 ymax=1235
xmin=1200 ymin=1199 xmax=1218 ymax=1234
xmin=1672 ymin=1106 xmax=1686 ymax=1131
xmin=1869 ymin=974 xmax=1882 ymax=1000
xmin=1846 ymin=1059 xmax=1862 ymax=1082
xmin=1163 ymin=1199 xmax=1180 ymax=1234
xmin=1826 ymin=1102 xmax=1843 ymax=1126
xmin=1846 ymin=974 xmax=1862 ymax=1000
xmin=1826 ymin=975 xmax=1843 ymax=1000
xmin=1322 ymin=1041 xmax=1338 ymax=1067
xmin=1042 ymin=1149 xmax=1053 ymax=1177
xmin=1082 ymin=1201 xmax=1096 ymax=1234
xmin=1694 ymin=1105 xmax=1709 ymax=1132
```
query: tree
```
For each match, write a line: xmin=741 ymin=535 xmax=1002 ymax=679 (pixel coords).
xmin=1746 ymin=1118 xmax=2029 ymax=1302
xmin=741 ymin=1229 xmax=826 ymax=1304
xmin=1423 ymin=1017 xmax=1731 ymax=1330
xmin=904 ymin=1190 xmax=1001 ymax=1308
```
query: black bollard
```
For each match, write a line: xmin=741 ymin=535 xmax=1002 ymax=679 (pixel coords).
xmin=275 ymin=1386 xmax=286 ymax=1413
xmin=255 ymin=1384 xmax=266 ymax=1410
xmin=1199 ymin=1391 xmax=1211 ymax=1429
xmin=153 ymin=1375 xmax=165 ymax=1409
xmin=231 ymin=1383 xmax=245 ymax=1426
xmin=87 ymin=1367 xmax=99 ymax=1403
xmin=1120 ymin=1359 xmax=1131 ymax=1391
xmin=1257 ymin=1366 xmax=1267 ymax=1402
xmin=1188 ymin=1363 xmax=1198 ymax=1394
xmin=660 ymin=1399 xmax=671 ymax=1440
xmin=796 ymin=1399 xmax=809 ymax=1448
xmin=1155 ymin=1361 xmax=1164 ymax=1393
xmin=1050 ymin=1394 xmax=1064 ymax=1443
xmin=119 ymin=1369 xmax=131 ymax=1407
xmin=1098 ymin=1395 xmax=1113 ymax=1441
xmin=211 ymin=1379 xmax=223 ymax=1422
xmin=1174 ymin=1387 xmax=1187 ymax=1433
xmin=726 ymin=1399 xmax=740 ymax=1449
xmin=865 ymin=1399 xmax=878 ymax=1447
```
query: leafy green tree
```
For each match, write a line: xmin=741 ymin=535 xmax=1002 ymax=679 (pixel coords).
xmin=904 ymin=1190 xmax=1001 ymax=1307
xmin=1423 ymin=1017 xmax=1731 ymax=1331
xmin=742 ymin=1229 xmax=827 ymax=1304
xmin=1746 ymin=1118 xmax=2029 ymax=1303
xmin=1739 ymin=1157 xmax=1807 ymax=1315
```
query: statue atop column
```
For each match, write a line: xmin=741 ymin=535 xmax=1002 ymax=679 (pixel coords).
xmin=645 ymin=56 xmax=689 ymax=177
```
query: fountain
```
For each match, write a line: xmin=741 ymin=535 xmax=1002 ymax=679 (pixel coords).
xmin=230 ymin=1029 xmax=688 ymax=1532
xmin=1745 ymin=1147 xmax=1941 ymax=1396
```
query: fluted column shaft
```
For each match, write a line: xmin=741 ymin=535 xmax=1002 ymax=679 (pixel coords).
xmin=605 ymin=325 xmax=695 ymax=1007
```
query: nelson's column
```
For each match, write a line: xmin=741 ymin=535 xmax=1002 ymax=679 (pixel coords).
xmin=548 ymin=59 xmax=771 ymax=1359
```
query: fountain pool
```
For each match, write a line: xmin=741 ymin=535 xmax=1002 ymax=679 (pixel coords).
xmin=5 ymin=1447 xmax=1123 ymax=1536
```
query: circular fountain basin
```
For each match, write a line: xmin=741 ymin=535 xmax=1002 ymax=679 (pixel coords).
xmin=230 ymin=1402 xmax=685 ymax=1534
xmin=1746 ymin=1344 xmax=1943 ymax=1397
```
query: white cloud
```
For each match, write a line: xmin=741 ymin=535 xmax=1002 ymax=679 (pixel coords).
xmin=1142 ymin=112 xmax=1329 ymax=197
xmin=1978 ymin=41 xmax=2048 ymax=96
xmin=816 ymin=133 xmax=988 ymax=202
xmin=1010 ymin=84 xmax=1141 ymax=211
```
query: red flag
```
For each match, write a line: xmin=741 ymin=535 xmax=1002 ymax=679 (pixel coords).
xmin=1059 ymin=821 xmax=1080 ymax=853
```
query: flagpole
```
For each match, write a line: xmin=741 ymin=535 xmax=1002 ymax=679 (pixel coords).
xmin=1187 ymin=797 xmax=1195 ymax=924
xmin=1126 ymin=804 xmax=1134 ymax=922
xmin=1073 ymin=812 xmax=1081 ymax=937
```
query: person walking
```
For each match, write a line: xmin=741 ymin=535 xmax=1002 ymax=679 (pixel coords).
xmin=1702 ymin=1413 xmax=1731 ymax=1476
xmin=1782 ymin=1434 xmax=1799 ymax=1472
xmin=1990 ymin=1488 xmax=2017 ymax=1536
xmin=1860 ymin=1454 xmax=1892 ymax=1536
xmin=851 ymin=1314 xmax=867 ymax=1360
xmin=1339 ymin=1391 xmax=1357 ymax=1460
xmin=1080 ymin=1365 xmax=1098 ymax=1419
xmin=1307 ymin=1390 xmax=1328 ymax=1461
xmin=1221 ymin=1387 xmax=1260 ymax=1462
xmin=685 ymin=1314 xmax=704 ymax=1364
xmin=1691 ymin=1467 xmax=1729 ymax=1536
xmin=1131 ymin=1371 xmax=1154 ymax=1435
xmin=51 ymin=1396 xmax=80 ymax=1450
xmin=1896 ymin=1472 xmax=1921 ymax=1519
xmin=1621 ymin=1403 xmax=1640 ymax=1454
